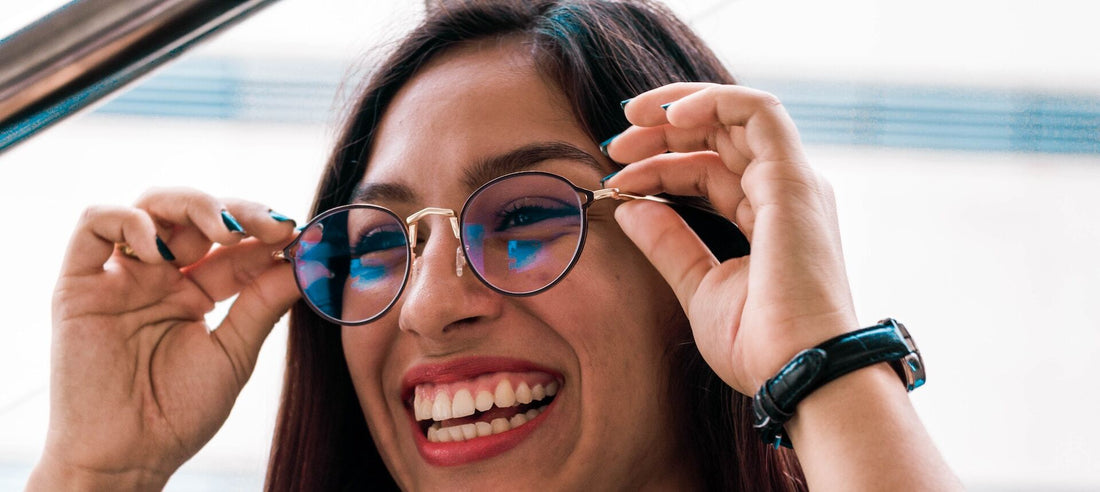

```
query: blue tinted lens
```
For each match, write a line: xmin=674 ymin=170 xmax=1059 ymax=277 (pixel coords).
xmin=462 ymin=173 xmax=585 ymax=294
xmin=292 ymin=206 xmax=409 ymax=324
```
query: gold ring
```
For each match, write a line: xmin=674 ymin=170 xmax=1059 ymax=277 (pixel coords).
xmin=116 ymin=243 xmax=140 ymax=260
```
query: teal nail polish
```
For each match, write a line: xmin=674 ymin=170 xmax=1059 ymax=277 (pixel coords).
xmin=619 ymin=98 xmax=633 ymax=110
xmin=221 ymin=210 xmax=246 ymax=234
xmin=268 ymin=210 xmax=296 ymax=225
xmin=660 ymin=102 xmax=672 ymax=110
xmin=155 ymin=236 xmax=176 ymax=262
xmin=599 ymin=171 xmax=620 ymax=187
xmin=598 ymin=133 xmax=619 ymax=158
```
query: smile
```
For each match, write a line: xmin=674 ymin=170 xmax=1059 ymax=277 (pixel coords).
xmin=402 ymin=358 xmax=563 ymax=466
xmin=413 ymin=371 xmax=559 ymax=442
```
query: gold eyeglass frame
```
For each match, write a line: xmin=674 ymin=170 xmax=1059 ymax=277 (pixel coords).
xmin=273 ymin=171 xmax=675 ymax=326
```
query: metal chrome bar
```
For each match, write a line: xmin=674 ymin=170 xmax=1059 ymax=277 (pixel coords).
xmin=0 ymin=0 xmax=283 ymax=154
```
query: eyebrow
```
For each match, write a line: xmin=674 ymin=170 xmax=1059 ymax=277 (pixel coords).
xmin=462 ymin=141 xmax=603 ymax=189
xmin=351 ymin=182 xmax=416 ymax=204
xmin=351 ymin=141 xmax=604 ymax=204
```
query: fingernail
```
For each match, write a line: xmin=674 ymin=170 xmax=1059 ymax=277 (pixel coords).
xmin=660 ymin=102 xmax=672 ymax=110
xmin=221 ymin=210 xmax=246 ymax=235
xmin=599 ymin=171 xmax=620 ymax=187
xmin=268 ymin=210 xmax=296 ymax=226
xmin=598 ymin=133 xmax=619 ymax=158
xmin=619 ymin=98 xmax=633 ymax=110
xmin=155 ymin=236 xmax=176 ymax=261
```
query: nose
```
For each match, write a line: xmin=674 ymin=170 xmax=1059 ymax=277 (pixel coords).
xmin=398 ymin=213 xmax=502 ymax=351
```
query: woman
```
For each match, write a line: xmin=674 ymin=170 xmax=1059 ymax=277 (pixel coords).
xmin=29 ymin=1 xmax=960 ymax=490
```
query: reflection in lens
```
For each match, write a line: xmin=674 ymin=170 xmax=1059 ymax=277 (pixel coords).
xmin=292 ymin=206 xmax=408 ymax=323
xmin=507 ymin=239 xmax=542 ymax=272
xmin=463 ymin=174 xmax=584 ymax=294
xmin=349 ymin=258 xmax=387 ymax=290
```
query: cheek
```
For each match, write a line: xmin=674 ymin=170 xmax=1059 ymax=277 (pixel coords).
xmin=579 ymin=217 xmax=682 ymax=323
xmin=341 ymin=324 xmax=421 ymax=486
xmin=533 ymin=234 xmax=688 ymax=467
xmin=552 ymin=219 xmax=684 ymax=383
xmin=341 ymin=326 xmax=397 ymax=420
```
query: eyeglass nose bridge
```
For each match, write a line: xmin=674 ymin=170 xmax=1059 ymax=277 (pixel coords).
xmin=405 ymin=207 xmax=465 ymax=277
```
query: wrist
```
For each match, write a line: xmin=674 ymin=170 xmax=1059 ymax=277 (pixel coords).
xmin=751 ymin=318 xmax=924 ymax=448
xmin=27 ymin=454 xmax=170 ymax=492
xmin=784 ymin=363 xmax=963 ymax=491
xmin=784 ymin=361 xmax=905 ymax=444
xmin=750 ymin=310 xmax=858 ymax=390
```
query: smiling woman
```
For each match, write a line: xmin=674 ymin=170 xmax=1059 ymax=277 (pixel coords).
xmin=30 ymin=1 xmax=961 ymax=491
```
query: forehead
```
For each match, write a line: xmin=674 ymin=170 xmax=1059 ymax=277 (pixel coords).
xmin=358 ymin=39 xmax=610 ymax=204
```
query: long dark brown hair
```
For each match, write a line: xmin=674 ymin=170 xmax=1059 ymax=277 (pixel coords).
xmin=266 ymin=1 xmax=805 ymax=490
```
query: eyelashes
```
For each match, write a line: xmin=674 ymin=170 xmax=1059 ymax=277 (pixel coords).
xmin=353 ymin=228 xmax=406 ymax=256
xmin=494 ymin=197 xmax=578 ymax=232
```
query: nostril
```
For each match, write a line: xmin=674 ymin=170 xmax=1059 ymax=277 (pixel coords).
xmin=441 ymin=317 xmax=479 ymax=334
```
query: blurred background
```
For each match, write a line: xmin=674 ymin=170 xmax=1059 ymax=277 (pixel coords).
xmin=1 ymin=0 xmax=1097 ymax=490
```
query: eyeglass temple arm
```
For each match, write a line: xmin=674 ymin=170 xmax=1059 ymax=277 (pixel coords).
xmin=592 ymin=188 xmax=675 ymax=205
xmin=272 ymin=224 xmax=309 ymax=262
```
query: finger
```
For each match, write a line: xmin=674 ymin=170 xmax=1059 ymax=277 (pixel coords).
xmin=62 ymin=206 xmax=168 ymax=276
xmin=182 ymin=238 xmax=290 ymax=303
xmin=222 ymin=199 xmax=298 ymax=244
xmin=605 ymin=124 xmax=750 ymax=172
xmin=613 ymin=199 xmax=718 ymax=316
xmin=622 ymin=82 xmax=716 ymax=127
xmin=135 ymin=187 xmax=247 ymax=247
xmin=663 ymin=85 xmax=806 ymax=165
xmin=211 ymin=263 xmax=299 ymax=384
xmin=605 ymin=152 xmax=746 ymax=219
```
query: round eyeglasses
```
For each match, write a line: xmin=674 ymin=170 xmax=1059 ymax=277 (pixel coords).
xmin=274 ymin=171 xmax=743 ymax=325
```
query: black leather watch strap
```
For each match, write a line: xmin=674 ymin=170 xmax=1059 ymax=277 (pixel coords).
xmin=752 ymin=318 xmax=925 ymax=449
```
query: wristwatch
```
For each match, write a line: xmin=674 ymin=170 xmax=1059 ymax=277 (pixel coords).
xmin=752 ymin=318 xmax=925 ymax=449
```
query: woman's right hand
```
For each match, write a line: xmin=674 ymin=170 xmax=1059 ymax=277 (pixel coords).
xmin=28 ymin=189 xmax=300 ymax=490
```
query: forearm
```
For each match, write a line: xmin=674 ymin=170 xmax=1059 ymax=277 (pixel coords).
xmin=785 ymin=363 xmax=962 ymax=491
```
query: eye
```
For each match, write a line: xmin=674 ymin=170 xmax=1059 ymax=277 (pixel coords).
xmin=353 ymin=228 xmax=406 ymax=256
xmin=494 ymin=197 xmax=578 ymax=232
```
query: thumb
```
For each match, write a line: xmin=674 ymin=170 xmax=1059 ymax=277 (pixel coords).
xmin=211 ymin=264 xmax=299 ymax=386
xmin=614 ymin=200 xmax=717 ymax=316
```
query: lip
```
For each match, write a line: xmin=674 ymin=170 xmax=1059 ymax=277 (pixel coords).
xmin=400 ymin=356 xmax=563 ymax=467
xmin=410 ymin=393 xmax=557 ymax=466
xmin=400 ymin=356 xmax=561 ymax=400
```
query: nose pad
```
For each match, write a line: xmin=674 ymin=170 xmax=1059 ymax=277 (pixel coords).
xmin=409 ymin=244 xmax=466 ymax=278
xmin=455 ymin=245 xmax=466 ymax=277
xmin=407 ymin=208 xmax=465 ymax=278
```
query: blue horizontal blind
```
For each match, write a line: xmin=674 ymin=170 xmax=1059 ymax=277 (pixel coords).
xmin=96 ymin=58 xmax=1100 ymax=154
xmin=761 ymin=80 xmax=1100 ymax=154
xmin=96 ymin=58 xmax=343 ymax=123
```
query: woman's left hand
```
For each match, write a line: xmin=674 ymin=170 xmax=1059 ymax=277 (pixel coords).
xmin=604 ymin=82 xmax=858 ymax=395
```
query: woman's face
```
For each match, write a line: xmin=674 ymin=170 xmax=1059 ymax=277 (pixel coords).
xmin=341 ymin=40 xmax=693 ymax=489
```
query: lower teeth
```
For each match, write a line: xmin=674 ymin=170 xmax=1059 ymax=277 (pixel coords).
xmin=427 ymin=405 xmax=545 ymax=443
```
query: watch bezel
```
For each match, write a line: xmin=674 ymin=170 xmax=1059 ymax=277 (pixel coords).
xmin=882 ymin=318 xmax=926 ymax=391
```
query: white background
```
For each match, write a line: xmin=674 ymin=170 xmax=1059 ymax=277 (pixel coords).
xmin=1 ymin=1 xmax=1098 ymax=490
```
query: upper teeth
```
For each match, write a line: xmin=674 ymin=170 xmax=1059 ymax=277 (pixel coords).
xmin=413 ymin=372 xmax=559 ymax=422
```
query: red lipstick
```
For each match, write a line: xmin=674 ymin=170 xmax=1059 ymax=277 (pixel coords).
xmin=402 ymin=357 xmax=562 ymax=466
xmin=401 ymin=356 xmax=559 ymax=399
